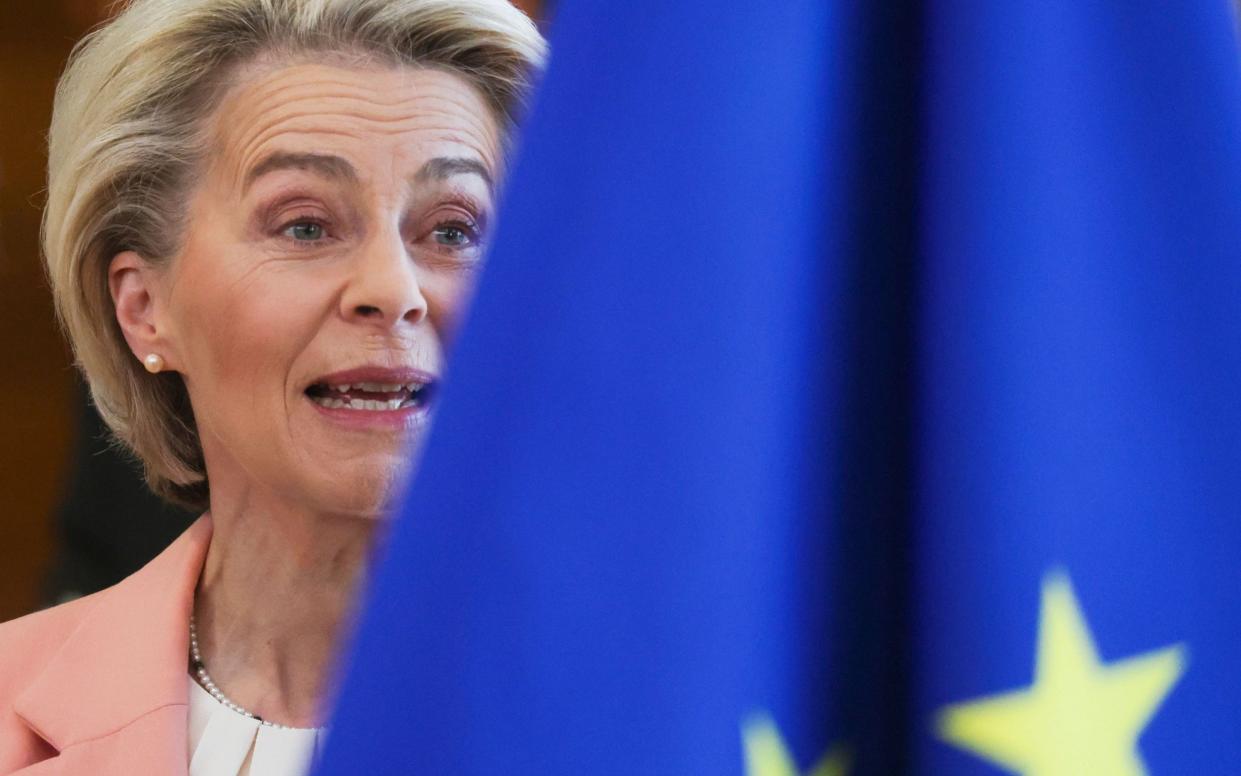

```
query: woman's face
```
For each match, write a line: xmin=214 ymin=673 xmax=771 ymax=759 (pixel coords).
xmin=158 ymin=61 xmax=500 ymax=517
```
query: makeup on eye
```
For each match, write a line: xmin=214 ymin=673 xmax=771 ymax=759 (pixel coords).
xmin=271 ymin=210 xmax=336 ymax=247
xmin=429 ymin=218 xmax=481 ymax=248
xmin=414 ymin=195 xmax=490 ymax=252
xmin=266 ymin=214 xmax=486 ymax=257
xmin=252 ymin=186 xmax=491 ymax=250
xmin=253 ymin=191 xmax=339 ymax=244
xmin=282 ymin=219 xmax=328 ymax=241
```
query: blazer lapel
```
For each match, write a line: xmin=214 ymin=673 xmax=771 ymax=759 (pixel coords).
xmin=12 ymin=515 xmax=213 ymax=775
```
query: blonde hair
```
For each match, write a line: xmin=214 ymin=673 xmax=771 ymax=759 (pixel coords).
xmin=43 ymin=0 xmax=546 ymax=509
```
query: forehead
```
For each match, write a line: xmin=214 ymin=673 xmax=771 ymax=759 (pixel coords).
xmin=207 ymin=60 xmax=502 ymax=191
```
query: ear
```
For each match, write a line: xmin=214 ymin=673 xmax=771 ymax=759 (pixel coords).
xmin=109 ymin=251 xmax=179 ymax=372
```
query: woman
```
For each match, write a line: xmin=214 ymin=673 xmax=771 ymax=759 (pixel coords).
xmin=0 ymin=0 xmax=544 ymax=773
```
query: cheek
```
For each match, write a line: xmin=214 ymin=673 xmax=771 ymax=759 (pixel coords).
xmin=174 ymin=255 xmax=326 ymax=413
xmin=424 ymin=269 xmax=480 ymax=337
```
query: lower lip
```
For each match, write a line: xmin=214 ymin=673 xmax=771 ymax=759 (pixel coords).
xmin=305 ymin=395 xmax=433 ymax=431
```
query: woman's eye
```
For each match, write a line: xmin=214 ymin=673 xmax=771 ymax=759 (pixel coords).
xmin=283 ymin=221 xmax=325 ymax=241
xmin=432 ymin=223 xmax=476 ymax=248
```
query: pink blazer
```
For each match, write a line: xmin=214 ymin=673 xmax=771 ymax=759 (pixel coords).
xmin=0 ymin=515 xmax=212 ymax=775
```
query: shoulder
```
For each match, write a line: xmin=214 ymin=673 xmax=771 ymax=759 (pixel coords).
xmin=0 ymin=515 xmax=210 ymax=769
xmin=0 ymin=514 xmax=210 ymax=694
xmin=0 ymin=590 xmax=108 ymax=769
xmin=0 ymin=513 xmax=209 ymax=694
xmin=0 ymin=590 xmax=105 ymax=699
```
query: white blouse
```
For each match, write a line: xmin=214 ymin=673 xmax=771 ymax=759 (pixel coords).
xmin=187 ymin=675 xmax=330 ymax=776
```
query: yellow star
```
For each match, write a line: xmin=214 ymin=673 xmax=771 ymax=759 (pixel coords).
xmin=742 ymin=714 xmax=850 ymax=776
xmin=936 ymin=572 xmax=1186 ymax=776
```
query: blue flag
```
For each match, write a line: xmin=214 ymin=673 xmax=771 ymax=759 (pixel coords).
xmin=317 ymin=0 xmax=1241 ymax=773
xmin=316 ymin=0 xmax=869 ymax=772
xmin=916 ymin=2 xmax=1241 ymax=774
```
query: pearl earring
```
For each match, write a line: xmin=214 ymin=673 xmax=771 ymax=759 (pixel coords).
xmin=143 ymin=353 xmax=165 ymax=373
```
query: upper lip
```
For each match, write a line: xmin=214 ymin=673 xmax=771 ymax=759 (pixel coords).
xmin=308 ymin=365 xmax=438 ymax=389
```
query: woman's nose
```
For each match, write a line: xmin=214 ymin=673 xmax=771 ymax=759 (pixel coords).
xmin=341 ymin=232 xmax=428 ymax=327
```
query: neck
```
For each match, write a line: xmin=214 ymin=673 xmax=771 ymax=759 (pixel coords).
xmin=193 ymin=489 xmax=378 ymax=728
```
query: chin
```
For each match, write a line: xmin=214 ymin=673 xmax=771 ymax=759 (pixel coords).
xmin=312 ymin=456 xmax=412 ymax=519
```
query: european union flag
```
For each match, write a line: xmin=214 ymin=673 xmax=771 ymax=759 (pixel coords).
xmin=317 ymin=0 xmax=1241 ymax=774
xmin=317 ymin=0 xmax=879 ymax=771
xmin=917 ymin=2 xmax=1241 ymax=774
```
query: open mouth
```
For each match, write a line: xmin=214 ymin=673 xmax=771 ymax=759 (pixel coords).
xmin=304 ymin=379 xmax=436 ymax=412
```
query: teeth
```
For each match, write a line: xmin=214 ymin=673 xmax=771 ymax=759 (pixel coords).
xmin=347 ymin=381 xmax=406 ymax=392
xmin=320 ymin=381 xmax=415 ymax=393
xmin=321 ymin=381 xmax=429 ymax=394
xmin=310 ymin=395 xmax=413 ymax=412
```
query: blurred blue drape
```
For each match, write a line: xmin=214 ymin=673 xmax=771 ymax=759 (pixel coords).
xmin=316 ymin=1 xmax=1241 ymax=774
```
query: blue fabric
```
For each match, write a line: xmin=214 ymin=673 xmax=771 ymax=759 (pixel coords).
xmin=316 ymin=0 xmax=1241 ymax=773
xmin=916 ymin=1 xmax=1241 ymax=773
xmin=316 ymin=0 xmax=851 ymax=773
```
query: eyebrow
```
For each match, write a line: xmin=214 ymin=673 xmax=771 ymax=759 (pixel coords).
xmin=244 ymin=152 xmax=359 ymax=193
xmin=243 ymin=151 xmax=493 ymax=194
xmin=415 ymin=156 xmax=494 ymax=189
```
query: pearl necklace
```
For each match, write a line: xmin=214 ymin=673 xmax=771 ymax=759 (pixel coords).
xmin=189 ymin=614 xmax=321 ymax=731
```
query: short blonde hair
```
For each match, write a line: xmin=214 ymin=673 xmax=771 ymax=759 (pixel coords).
xmin=43 ymin=0 xmax=546 ymax=509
